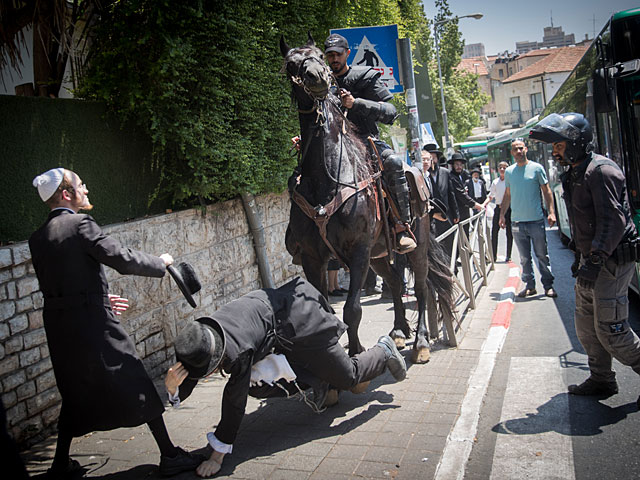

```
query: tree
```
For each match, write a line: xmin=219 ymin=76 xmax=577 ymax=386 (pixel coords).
xmin=425 ymin=0 xmax=489 ymax=144
xmin=0 ymin=0 xmax=98 ymax=96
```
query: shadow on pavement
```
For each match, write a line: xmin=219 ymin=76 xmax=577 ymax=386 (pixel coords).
xmin=491 ymin=392 xmax=638 ymax=437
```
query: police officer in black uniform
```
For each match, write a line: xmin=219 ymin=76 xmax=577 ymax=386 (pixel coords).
xmin=531 ymin=113 xmax=640 ymax=406
xmin=324 ymin=33 xmax=416 ymax=253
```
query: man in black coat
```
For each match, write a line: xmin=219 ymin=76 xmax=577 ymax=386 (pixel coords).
xmin=465 ymin=167 xmax=488 ymax=205
xmin=422 ymin=144 xmax=459 ymax=258
xmin=29 ymin=168 xmax=200 ymax=477
xmin=165 ymin=276 xmax=407 ymax=477
xmin=448 ymin=153 xmax=483 ymax=245
xmin=324 ymin=33 xmax=415 ymax=253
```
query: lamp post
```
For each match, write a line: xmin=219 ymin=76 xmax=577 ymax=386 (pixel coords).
xmin=434 ymin=13 xmax=483 ymax=153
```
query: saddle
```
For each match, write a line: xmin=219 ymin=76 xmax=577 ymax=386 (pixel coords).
xmin=402 ymin=163 xmax=431 ymax=219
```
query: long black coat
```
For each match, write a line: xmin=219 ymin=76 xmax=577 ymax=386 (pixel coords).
xmin=451 ymin=171 xmax=477 ymax=221
xmin=178 ymin=277 xmax=349 ymax=446
xmin=465 ymin=177 xmax=488 ymax=205
xmin=29 ymin=209 xmax=167 ymax=437
xmin=431 ymin=167 xmax=460 ymax=223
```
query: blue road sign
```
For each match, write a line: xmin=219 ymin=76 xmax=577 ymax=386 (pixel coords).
xmin=330 ymin=25 xmax=403 ymax=94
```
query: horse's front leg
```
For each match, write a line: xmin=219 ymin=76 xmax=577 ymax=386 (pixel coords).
xmin=343 ymin=250 xmax=371 ymax=357
xmin=370 ymin=257 xmax=410 ymax=349
xmin=301 ymin=253 xmax=329 ymax=299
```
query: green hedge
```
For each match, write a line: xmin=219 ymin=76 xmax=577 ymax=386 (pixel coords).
xmin=0 ymin=95 xmax=167 ymax=243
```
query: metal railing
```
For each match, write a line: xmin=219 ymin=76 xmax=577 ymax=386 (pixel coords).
xmin=430 ymin=210 xmax=494 ymax=346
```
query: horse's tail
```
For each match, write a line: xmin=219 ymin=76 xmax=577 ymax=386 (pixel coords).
xmin=426 ymin=232 xmax=457 ymax=314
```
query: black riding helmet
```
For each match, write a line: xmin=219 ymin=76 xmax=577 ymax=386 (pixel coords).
xmin=529 ymin=113 xmax=593 ymax=164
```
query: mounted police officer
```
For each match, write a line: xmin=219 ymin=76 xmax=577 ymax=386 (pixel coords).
xmin=324 ymin=33 xmax=416 ymax=253
xmin=531 ymin=113 xmax=640 ymax=406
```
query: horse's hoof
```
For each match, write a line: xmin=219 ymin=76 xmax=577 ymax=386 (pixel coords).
xmin=349 ymin=381 xmax=370 ymax=394
xmin=411 ymin=347 xmax=431 ymax=364
xmin=325 ymin=389 xmax=340 ymax=407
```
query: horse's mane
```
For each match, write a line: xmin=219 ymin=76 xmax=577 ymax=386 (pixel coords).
xmin=324 ymin=95 xmax=376 ymax=181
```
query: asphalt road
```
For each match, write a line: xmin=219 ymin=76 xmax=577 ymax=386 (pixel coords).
xmin=465 ymin=227 xmax=640 ymax=480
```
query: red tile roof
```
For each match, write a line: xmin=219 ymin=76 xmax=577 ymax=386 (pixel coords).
xmin=456 ymin=57 xmax=489 ymax=76
xmin=503 ymin=46 xmax=589 ymax=83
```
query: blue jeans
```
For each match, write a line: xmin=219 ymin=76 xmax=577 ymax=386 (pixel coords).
xmin=512 ymin=219 xmax=554 ymax=290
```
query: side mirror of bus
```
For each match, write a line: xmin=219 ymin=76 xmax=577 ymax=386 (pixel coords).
xmin=593 ymin=69 xmax=616 ymax=113
xmin=610 ymin=59 xmax=640 ymax=78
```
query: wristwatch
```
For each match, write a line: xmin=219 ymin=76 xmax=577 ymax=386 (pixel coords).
xmin=589 ymin=252 xmax=603 ymax=265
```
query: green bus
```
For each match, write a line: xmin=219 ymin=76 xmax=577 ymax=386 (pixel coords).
xmin=455 ymin=140 xmax=488 ymax=168
xmin=536 ymin=8 xmax=640 ymax=292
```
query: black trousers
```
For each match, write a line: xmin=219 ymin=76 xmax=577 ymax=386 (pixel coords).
xmin=491 ymin=205 xmax=512 ymax=259
xmin=249 ymin=343 xmax=388 ymax=397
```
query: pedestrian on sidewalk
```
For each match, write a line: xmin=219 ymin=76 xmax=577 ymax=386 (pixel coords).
xmin=28 ymin=168 xmax=201 ymax=478
xmin=499 ymin=138 xmax=558 ymax=298
xmin=531 ymin=113 xmax=640 ymax=404
xmin=423 ymin=144 xmax=459 ymax=260
xmin=488 ymin=161 xmax=513 ymax=261
xmin=164 ymin=276 xmax=407 ymax=478
xmin=465 ymin=167 xmax=488 ymax=205
xmin=449 ymin=152 xmax=484 ymax=240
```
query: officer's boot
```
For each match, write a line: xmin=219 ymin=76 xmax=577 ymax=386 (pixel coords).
xmin=388 ymin=172 xmax=417 ymax=254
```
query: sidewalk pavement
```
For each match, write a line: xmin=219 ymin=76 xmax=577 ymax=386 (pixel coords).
xmin=23 ymin=259 xmax=515 ymax=480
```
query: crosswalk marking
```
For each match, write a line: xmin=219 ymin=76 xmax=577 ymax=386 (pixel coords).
xmin=490 ymin=357 xmax=575 ymax=479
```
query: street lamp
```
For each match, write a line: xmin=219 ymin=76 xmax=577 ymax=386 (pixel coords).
xmin=434 ymin=13 xmax=483 ymax=153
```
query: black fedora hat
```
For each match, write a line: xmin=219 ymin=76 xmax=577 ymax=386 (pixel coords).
xmin=447 ymin=152 xmax=467 ymax=165
xmin=167 ymin=262 xmax=201 ymax=308
xmin=422 ymin=142 xmax=442 ymax=156
xmin=174 ymin=317 xmax=226 ymax=379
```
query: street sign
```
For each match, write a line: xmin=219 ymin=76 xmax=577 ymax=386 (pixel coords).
xmin=330 ymin=25 xmax=403 ymax=94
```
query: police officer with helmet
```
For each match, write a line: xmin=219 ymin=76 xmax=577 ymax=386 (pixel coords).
xmin=530 ymin=113 xmax=640 ymax=406
xmin=324 ymin=33 xmax=416 ymax=253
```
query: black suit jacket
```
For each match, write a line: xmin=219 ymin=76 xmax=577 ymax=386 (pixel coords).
xmin=430 ymin=167 xmax=460 ymax=222
xmin=29 ymin=209 xmax=167 ymax=436
xmin=178 ymin=277 xmax=347 ymax=446
xmin=465 ymin=178 xmax=488 ymax=204
xmin=450 ymin=171 xmax=477 ymax=220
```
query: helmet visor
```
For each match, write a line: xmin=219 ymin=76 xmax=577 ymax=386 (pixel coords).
xmin=535 ymin=113 xmax=581 ymax=141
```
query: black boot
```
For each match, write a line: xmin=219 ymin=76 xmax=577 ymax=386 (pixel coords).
xmin=388 ymin=174 xmax=416 ymax=253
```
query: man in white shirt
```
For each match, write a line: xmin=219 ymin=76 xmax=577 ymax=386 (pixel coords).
xmin=488 ymin=161 xmax=513 ymax=261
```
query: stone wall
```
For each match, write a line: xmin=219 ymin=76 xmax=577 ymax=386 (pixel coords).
xmin=0 ymin=192 xmax=301 ymax=446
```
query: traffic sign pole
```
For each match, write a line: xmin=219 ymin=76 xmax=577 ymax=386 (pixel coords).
xmin=397 ymin=38 xmax=422 ymax=172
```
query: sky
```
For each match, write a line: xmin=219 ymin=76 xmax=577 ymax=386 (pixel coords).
xmin=422 ymin=1 xmax=640 ymax=56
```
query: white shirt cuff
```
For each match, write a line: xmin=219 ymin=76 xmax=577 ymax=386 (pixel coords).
xmin=207 ymin=432 xmax=233 ymax=454
xmin=167 ymin=387 xmax=180 ymax=407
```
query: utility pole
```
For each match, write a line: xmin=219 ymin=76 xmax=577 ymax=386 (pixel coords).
xmin=397 ymin=37 xmax=422 ymax=171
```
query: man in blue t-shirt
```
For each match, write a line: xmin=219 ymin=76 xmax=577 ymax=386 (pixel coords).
xmin=499 ymin=138 xmax=558 ymax=298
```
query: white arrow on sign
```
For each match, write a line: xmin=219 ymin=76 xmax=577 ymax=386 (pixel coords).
xmin=351 ymin=35 xmax=398 ymax=90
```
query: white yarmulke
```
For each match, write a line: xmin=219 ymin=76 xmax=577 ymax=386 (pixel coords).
xmin=32 ymin=168 xmax=65 ymax=202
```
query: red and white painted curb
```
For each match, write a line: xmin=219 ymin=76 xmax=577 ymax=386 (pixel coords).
xmin=435 ymin=261 xmax=521 ymax=480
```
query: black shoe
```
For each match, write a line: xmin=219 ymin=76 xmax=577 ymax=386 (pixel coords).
xmin=329 ymin=289 xmax=344 ymax=296
xmin=159 ymin=447 xmax=204 ymax=477
xmin=568 ymin=378 xmax=618 ymax=397
xmin=377 ymin=335 xmax=407 ymax=381
xmin=312 ymin=382 xmax=329 ymax=409
xmin=47 ymin=458 xmax=84 ymax=479
xmin=517 ymin=287 xmax=537 ymax=298
xmin=545 ymin=288 xmax=558 ymax=298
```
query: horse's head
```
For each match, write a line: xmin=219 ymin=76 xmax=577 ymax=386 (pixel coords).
xmin=280 ymin=34 xmax=332 ymax=107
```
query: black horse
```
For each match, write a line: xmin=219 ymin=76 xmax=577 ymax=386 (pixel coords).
xmin=281 ymin=35 xmax=455 ymax=363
